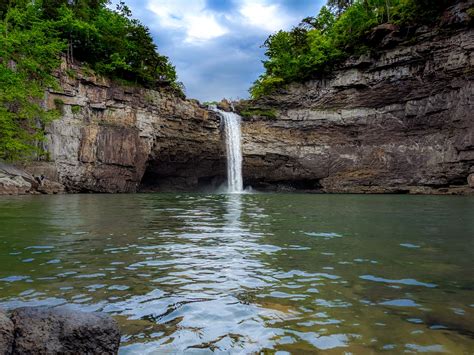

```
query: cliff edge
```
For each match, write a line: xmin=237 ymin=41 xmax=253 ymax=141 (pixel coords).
xmin=238 ymin=3 xmax=474 ymax=194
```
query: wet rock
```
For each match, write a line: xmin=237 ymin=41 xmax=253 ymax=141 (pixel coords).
xmin=10 ymin=307 xmax=120 ymax=355
xmin=0 ymin=310 xmax=13 ymax=355
xmin=36 ymin=179 xmax=65 ymax=194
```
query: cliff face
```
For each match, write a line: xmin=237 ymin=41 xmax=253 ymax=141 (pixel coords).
xmin=2 ymin=5 xmax=473 ymax=195
xmin=239 ymin=15 xmax=474 ymax=193
xmin=37 ymin=65 xmax=225 ymax=193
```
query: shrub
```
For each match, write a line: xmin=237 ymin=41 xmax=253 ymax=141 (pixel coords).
xmin=71 ymin=105 xmax=81 ymax=114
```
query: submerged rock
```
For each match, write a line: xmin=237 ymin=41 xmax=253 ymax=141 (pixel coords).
xmin=10 ymin=307 xmax=120 ymax=354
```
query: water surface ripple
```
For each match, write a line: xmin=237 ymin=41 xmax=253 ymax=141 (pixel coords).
xmin=0 ymin=194 xmax=473 ymax=353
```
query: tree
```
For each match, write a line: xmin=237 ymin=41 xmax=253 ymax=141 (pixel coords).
xmin=1 ymin=0 xmax=183 ymax=161
xmin=300 ymin=6 xmax=335 ymax=33
xmin=0 ymin=2 xmax=64 ymax=160
xmin=250 ymin=0 xmax=452 ymax=98
xmin=327 ymin=0 xmax=354 ymax=14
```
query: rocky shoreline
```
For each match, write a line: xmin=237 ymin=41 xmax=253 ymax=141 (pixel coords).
xmin=0 ymin=307 xmax=120 ymax=354
xmin=0 ymin=163 xmax=64 ymax=195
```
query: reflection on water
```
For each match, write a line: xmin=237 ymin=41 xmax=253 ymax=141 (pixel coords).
xmin=0 ymin=193 xmax=473 ymax=353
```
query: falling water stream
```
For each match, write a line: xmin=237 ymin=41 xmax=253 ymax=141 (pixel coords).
xmin=213 ymin=107 xmax=244 ymax=193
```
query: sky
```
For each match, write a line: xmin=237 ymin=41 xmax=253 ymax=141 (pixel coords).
xmin=119 ymin=0 xmax=324 ymax=102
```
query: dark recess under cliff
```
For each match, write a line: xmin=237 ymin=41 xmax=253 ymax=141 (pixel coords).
xmin=139 ymin=156 xmax=226 ymax=192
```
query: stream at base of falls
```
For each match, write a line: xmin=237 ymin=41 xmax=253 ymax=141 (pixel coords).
xmin=0 ymin=193 xmax=473 ymax=353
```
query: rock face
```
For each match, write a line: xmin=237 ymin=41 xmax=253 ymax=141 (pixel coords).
xmin=0 ymin=163 xmax=64 ymax=195
xmin=10 ymin=307 xmax=120 ymax=354
xmin=39 ymin=64 xmax=225 ymax=193
xmin=0 ymin=310 xmax=13 ymax=355
xmin=239 ymin=8 xmax=474 ymax=194
xmin=0 ymin=164 xmax=32 ymax=195
xmin=6 ymin=3 xmax=471 ymax=195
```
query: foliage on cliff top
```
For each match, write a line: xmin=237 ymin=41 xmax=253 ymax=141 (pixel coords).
xmin=0 ymin=0 xmax=182 ymax=161
xmin=250 ymin=0 xmax=454 ymax=99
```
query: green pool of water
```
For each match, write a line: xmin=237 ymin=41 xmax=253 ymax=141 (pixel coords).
xmin=0 ymin=193 xmax=473 ymax=353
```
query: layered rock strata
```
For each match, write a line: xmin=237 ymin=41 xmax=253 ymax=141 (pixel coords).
xmin=2 ymin=4 xmax=472 ymax=195
xmin=38 ymin=65 xmax=225 ymax=193
xmin=239 ymin=8 xmax=474 ymax=194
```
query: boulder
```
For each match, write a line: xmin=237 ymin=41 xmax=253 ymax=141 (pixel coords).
xmin=10 ymin=307 xmax=120 ymax=354
xmin=36 ymin=179 xmax=65 ymax=194
xmin=0 ymin=163 xmax=66 ymax=195
xmin=0 ymin=310 xmax=13 ymax=355
xmin=0 ymin=163 xmax=35 ymax=195
xmin=0 ymin=173 xmax=32 ymax=195
xmin=468 ymin=174 xmax=474 ymax=188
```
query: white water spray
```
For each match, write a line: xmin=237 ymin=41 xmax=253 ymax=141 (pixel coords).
xmin=212 ymin=107 xmax=243 ymax=193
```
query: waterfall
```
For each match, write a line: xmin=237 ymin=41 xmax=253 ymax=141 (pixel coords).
xmin=212 ymin=107 xmax=243 ymax=193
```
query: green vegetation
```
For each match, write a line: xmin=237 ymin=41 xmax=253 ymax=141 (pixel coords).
xmin=203 ymin=101 xmax=219 ymax=107
xmin=250 ymin=0 xmax=453 ymax=98
xmin=0 ymin=2 xmax=63 ymax=161
xmin=71 ymin=105 xmax=81 ymax=114
xmin=1 ymin=0 xmax=181 ymax=161
xmin=240 ymin=108 xmax=277 ymax=119
xmin=467 ymin=7 xmax=474 ymax=18
xmin=54 ymin=99 xmax=65 ymax=110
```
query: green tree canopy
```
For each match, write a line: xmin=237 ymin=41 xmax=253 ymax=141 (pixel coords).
xmin=250 ymin=0 xmax=456 ymax=99
xmin=0 ymin=0 xmax=182 ymax=161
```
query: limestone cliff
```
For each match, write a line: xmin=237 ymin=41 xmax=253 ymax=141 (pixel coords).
xmin=1 ymin=2 xmax=473 ymax=196
xmin=33 ymin=64 xmax=225 ymax=193
xmin=238 ymin=4 xmax=474 ymax=194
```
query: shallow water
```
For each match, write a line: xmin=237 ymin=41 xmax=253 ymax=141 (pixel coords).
xmin=0 ymin=193 xmax=473 ymax=353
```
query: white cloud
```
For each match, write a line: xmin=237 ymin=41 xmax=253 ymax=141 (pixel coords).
xmin=239 ymin=0 xmax=294 ymax=32
xmin=186 ymin=14 xmax=228 ymax=42
xmin=147 ymin=0 xmax=228 ymax=42
xmin=146 ymin=0 xmax=295 ymax=43
xmin=133 ymin=0 xmax=323 ymax=100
